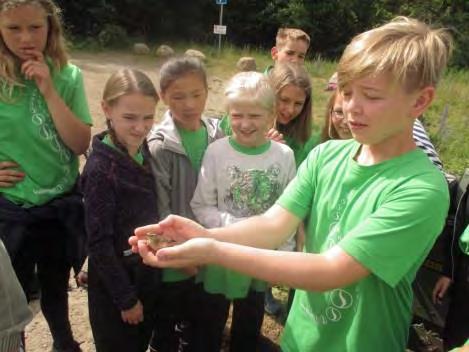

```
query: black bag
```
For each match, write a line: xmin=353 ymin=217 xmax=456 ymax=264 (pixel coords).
xmin=410 ymin=169 xmax=469 ymax=343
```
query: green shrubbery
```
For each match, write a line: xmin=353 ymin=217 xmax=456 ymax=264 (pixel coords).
xmin=97 ymin=24 xmax=129 ymax=48
xmin=56 ymin=0 xmax=469 ymax=68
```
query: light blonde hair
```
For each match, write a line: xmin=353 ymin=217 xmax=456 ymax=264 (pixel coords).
xmin=0 ymin=0 xmax=68 ymax=101
xmin=269 ymin=62 xmax=312 ymax=143
xmin=275 ymin=28 xmax=310 ymax=49
xmin=337 ymin=16 xmax=453 ymax=92
xmin=225 ymin=71 xmax=275 ymax=115
xmin=103 ymin=68 xmax=158 ymax=154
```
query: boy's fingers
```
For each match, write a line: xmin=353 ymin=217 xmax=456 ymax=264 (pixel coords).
xmin=128 ymin=235 xmax=138 ymax=246
xmin=137 ymin=240 xmax=162 ymax=267
xmin=156 ymin=245 xmax=188 ymax=265
xmin=160 ymin=214 xmax=190 ymax=227
xmin=134 ymin=224 xmax=162 ymax=237
xmin=137 ymin=240 xmax=152 ymax=256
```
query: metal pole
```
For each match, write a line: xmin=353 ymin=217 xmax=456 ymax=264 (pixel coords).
xmin=218 ymin=4 xmax=224 ymax=56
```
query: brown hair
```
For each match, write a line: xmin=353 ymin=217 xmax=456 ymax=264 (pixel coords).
xmin=275 ymin=28 xmax=310 ymax=50
xmin=338 ymin=16 xmax=453 ymax=93
xmin=0 ymin=0 xmax=68 ymax=101
xmin=321 ymin=90 xmax=341 ymax=142
xmin=269 ymin=62 xmax=312 ymax=144
xmin=158 ymin=56 xmax=207 ymax=94
xmin=103 ymin=68 xmax=158 ymax=155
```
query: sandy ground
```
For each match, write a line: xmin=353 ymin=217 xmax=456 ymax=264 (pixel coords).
xmin=24 ymin=51 xmax=283 ymax=352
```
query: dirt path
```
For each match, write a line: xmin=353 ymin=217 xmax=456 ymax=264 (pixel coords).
xmin=24 ymin=51 xmax=283 ymax=352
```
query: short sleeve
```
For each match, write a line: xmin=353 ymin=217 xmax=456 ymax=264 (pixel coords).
xmin=276 ymin=146 xmax=320 ymax=220
xmin=69 ymin=68 xmax=92 ymax=125
xmin=339 ymin=183 xmax=449 ymax=287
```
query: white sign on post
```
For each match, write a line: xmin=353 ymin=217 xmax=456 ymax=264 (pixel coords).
xmin=215 ymin=0 xmax=227 ymax=55
xmin=213 ymin=25 xmax=227 ymax=35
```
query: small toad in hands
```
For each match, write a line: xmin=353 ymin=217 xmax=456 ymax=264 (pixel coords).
xmin=145 ymin=232 xmax=176 ymax=251
xmin=145 ymin=232 xmax=199 ymax=276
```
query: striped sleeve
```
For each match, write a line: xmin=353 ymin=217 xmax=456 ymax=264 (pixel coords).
xmin=413 ymin=119 xmax=443 ymax=170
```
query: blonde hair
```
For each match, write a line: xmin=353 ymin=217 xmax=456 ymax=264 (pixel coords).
xmin=337 ymin=16 xmax=453 ymax=92
xmin=225 ymin=71 xmax=275 ymax=114
xmin=0 ymin=0 xmax=68 ymax=101
xmin=269 ymin=62 xmax=312 ymax=143
xmin=103 ymin=68 xmax=158 ymax=154
xmin=275 ymin=28 xmax=310 ymax=49
xmin=158 ymin=56 xmax=207 ymax=94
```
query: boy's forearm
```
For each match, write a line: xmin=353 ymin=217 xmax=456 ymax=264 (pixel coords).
xmin=210 ymin=242 xmax=370 ymax=292
xmin=207 ymin=205 xmax=300 ymax=249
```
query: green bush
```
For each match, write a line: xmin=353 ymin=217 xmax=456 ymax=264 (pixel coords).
xmin=97 ymin=24 xmax=129 ymax=48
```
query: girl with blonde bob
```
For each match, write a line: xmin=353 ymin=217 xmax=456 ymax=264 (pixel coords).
xmin=0 ymin=1 xmax=91 ymax=350
xmin=132 ymin=17 xmax=453 ymax=352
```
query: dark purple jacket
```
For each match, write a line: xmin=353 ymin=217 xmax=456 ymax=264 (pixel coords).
xmin=80 ymin=132 xmax=159 ymax=310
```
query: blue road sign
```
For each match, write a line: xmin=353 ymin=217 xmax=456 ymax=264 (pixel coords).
xmin=216 ymin=0 xmax=227 ymax=4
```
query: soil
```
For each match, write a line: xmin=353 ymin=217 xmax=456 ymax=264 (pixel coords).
xmin=24 ymin=51 xmax=284 ymax=352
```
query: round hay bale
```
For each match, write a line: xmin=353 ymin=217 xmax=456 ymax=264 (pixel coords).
xmin=133 ymin=43 xmax=150 ymax=55
xmin=184 ymin=49 xmax=206 ymax=62
xmin=155 ymin=44 xmax=175 ymax=58
xmin=236 ymin=57 xmax=257 ymax=71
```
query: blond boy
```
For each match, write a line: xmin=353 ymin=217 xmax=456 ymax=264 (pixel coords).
xmin=271 ymin=27 xmax=310 ymax=65
xmin=132 ymin=17 xmax=453 ymax=352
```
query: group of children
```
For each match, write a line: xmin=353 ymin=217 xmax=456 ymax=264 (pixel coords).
xmin=1 ymin=1 xmax=466 ymax=352
xmin=130 ymin=14 xmax=468 ymax=352
xmin=0 ymin=1 xmax=317 ymax=351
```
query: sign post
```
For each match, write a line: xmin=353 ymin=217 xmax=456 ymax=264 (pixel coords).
xmin=215 ymin=0 xmax=227 ymax=55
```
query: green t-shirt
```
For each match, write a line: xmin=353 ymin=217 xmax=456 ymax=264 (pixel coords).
xmin=219 ymin=114 xmax=232 ymax=136
xmin=178 ymin=125 xmax=208 ymax=172
xmin=284 ymin=130 xmax=320 ymax=168
xmin=102 ymin=134 xmax=144 ymax=165
xmin=277 ymin=140 xmax=449 ymax=352
xmin=0 ymin=63 xmax=92 ymax=207
xmin=264 ymin=65 xmax=274 ymax=75
xmin=460 ymin=225 xmax=469 ymax=255
xmin=162 ymin=123 xmax=208 ymax=283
